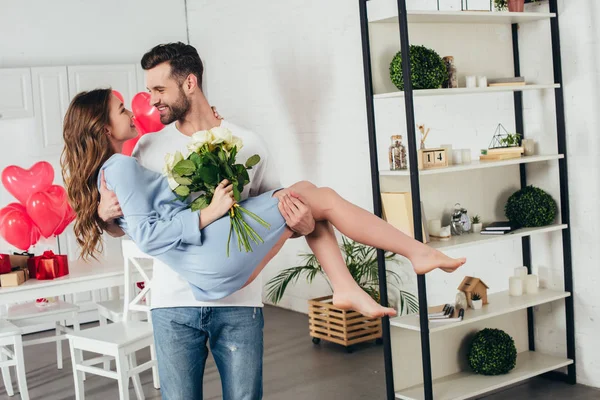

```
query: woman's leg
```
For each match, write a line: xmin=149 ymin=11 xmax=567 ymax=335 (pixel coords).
xmin=275 ymin=181 xmax=466 ymax=275
xmin=242 ymin=220 xmax=396 ymax=318
xmin=304 ymin=221 xmax=396 ymax=317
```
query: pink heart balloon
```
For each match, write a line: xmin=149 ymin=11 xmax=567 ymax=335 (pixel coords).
xmin=0 ymin=203 xmax=41 ymax=251
xmin=2 ymin=162 xmax=54 ymax=205
xmin=26 ymin=185 xmax=69 ymax=238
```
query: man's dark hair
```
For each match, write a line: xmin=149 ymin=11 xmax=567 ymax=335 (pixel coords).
xmin=141 ymin=42 xmax=204 ymax=88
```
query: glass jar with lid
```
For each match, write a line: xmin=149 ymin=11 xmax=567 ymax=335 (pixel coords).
xmin=388 ymin=135 xmax=407 ymax=170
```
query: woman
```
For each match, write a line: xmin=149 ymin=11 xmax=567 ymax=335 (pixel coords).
xmin=62 ymin=89 xmax=466 ymax=318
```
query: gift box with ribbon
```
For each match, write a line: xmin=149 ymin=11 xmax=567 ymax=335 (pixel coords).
xmin=0 ymin=254 xmax=12 ymax=274
xmin=27 ymin=251 xmax=69 ymax=280
xmin=9 ymin=252 xmax=32 ymax=269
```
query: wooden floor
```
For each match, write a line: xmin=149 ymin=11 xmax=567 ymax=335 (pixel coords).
xmin=1 ymin=305 xmax=598 ymax=399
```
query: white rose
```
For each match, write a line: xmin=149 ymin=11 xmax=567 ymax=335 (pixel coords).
xmin=163 ymin=151 xmax=184 ymax=175
xmin=167 ymin=175 xmax=179 ymax=190
xmin=210 ymin=126 xmax=233 ymax=145
xmin=187 ymin=130 xmax=213 ymax=153
xmin=226 ymin=135 xmax=244 ymax=152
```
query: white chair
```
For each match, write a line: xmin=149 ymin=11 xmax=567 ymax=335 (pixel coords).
xmin=6 ymin=299 xmax=80 ymax=371
xmin=67 ymin=240 xmax=159 ymax=400
xmin=0 ymin=320 xmax=28 ymax=399
xmin=95 ymin=265 xmax=149 ymax=371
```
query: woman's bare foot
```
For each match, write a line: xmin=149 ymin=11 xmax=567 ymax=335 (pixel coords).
xmin=409 ymin=247 xmax=466 ymax=275
xmin=333 ymin=288 xmax=397 ymax=318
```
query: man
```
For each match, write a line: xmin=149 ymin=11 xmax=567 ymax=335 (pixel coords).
xmin=98 ymin=42 xmax=315 ymax=400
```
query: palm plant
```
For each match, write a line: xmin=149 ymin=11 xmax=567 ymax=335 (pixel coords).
xmin=265 ymin=236 xmax=419 ymax=315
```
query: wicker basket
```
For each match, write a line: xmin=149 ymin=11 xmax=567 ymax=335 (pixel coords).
xmin=308 ymin=295 xmax=382 ymax=352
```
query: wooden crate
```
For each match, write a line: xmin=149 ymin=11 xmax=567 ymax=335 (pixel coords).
xmin=308 ymin=295 xmax=382 ymax=349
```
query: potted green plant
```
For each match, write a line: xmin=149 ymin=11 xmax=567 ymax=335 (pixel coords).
xmin=471 ymin=214 xmax=483 ymax=233
xmin=499 ymin=132 xmax=521 ymax=147
xmin=471 ymin=293 xmax=483 ymax=309
xmin=389 ymin=45 xmax=448 ymax=91
xmin=265 ymin=236 xmax=418 ymax=315
xmin=495 ymin=0 xmax=525 ymax=12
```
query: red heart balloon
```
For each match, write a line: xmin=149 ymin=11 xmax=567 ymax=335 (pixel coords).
xmin=54 ymin=201 xmax=76 ymax=236
xmin=0 ymin=203 xmax=41 ymax=250
xmin=2 ymin=162 xmax=54 ymax=205
xmin=122 ymin=117 xmax=147 ymax=156
xmin=26 ymin=185 xmax=68 ymax=238
xmin=131 ymin=92 xmax=165 ymax=134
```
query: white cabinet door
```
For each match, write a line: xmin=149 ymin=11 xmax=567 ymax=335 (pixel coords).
xmin=67 ymin=64 xmax=139 ymax=107
xmin=0 ymin=68 xmax=34 ymax=119
xmin=31 ymin=67 xmax=70 ymax=155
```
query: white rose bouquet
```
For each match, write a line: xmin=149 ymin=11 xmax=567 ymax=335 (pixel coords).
xmin=164 ymin=126 xmax=270 ymax=256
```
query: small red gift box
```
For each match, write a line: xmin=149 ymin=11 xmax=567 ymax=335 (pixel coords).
xmin=27 ymin=251 xmax=69 ymax=280
xmin=0 ymin=254 xmax=12 ymax=274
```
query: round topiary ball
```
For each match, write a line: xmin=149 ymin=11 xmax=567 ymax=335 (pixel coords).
xmin=468 ymin=328 xmax=517 ymax=376
xmin=504 ymin=185 xmax=557 ymax=228
xmin=389 ymin=45 xmax=448 ymax=91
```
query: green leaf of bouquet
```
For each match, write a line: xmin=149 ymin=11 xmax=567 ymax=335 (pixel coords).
xmin=230 ymin=146 xmax=237 ymax=163
xmin=245 ymin=154 xmax=260 ymax=168
xmin=174 ymin=176 xmax=192 ymax=185
xmin=233 ymin=185 xmax=241 ymax=202
xmin=218 ymin=149 xmax=227 ymax=163
xmin=173 ymin=160 xmax=196 ymax=176
xmin=190 ymin=152 xmax=203 ymax=168
xmin=190 ymin=196 xmax=210 ymax=211
xmin=198 ymin=165 xmax=219 ymax=185
xmin=175 ymin=185 xmax=190 ymax=197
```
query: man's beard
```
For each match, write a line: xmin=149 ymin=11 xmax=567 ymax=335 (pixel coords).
xmin=160 ymin=87 xmax=191 ymax=125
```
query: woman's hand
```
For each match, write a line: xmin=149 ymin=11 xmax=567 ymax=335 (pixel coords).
xmin=199 ymin=179 xmax=236 ymax=229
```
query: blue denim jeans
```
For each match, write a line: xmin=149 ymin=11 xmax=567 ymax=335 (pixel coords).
xmin=151 ymin=306 xmax=264 ymax=400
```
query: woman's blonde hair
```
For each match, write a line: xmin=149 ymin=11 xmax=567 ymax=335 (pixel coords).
xmin=61 ymin=88 xmax=114 ymax=260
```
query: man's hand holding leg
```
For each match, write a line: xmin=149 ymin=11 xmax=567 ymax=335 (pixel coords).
xmin=278 ymin=191 xmax=315 ymax=237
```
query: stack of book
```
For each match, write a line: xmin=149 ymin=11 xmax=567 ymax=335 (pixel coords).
xmin=428 ymin=304 xmax=465 ymax=324
xmin=480 ymin=221 xmax=517 ymax=235
xmin=488 ymin=76 xmax=526 ymax=86
xmin=480 ymin=146 xmax=524 ymax=161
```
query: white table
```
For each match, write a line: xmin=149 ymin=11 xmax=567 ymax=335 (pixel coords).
xmin=0 ymin=258 xmax=143 ymax=305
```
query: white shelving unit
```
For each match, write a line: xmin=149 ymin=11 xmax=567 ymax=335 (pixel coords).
xmin=429 ymin=224 xmax=567 ymax=251
xmin=391 ymin=289 xmax=570 ymax=332
xmin=380 ymin=154 xmax=564 ymax=176
xmin=373 ymin=83 xmax=560 ymax=99
xmin=367 ymin=1 xmax=555 ymax=24
xmin=396 ymin=352 xmax=573 ymax=400
xmin=359 ymin=1 xmax=575 ymax=399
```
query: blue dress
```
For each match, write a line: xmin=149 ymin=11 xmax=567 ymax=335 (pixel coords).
xmin=99 ymin=154 xmax=288 ymax=301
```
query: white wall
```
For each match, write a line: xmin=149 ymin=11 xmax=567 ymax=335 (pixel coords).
xmin=187 ymin=0 xmax=600 ymax=388
xmin=553 ymin=0 xmax=600 ymax=386
xmin=0 ymin=0 xmax=188 ymax=259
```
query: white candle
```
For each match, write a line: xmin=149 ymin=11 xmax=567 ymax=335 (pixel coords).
xmin=428 ymin=219 xmax=441 ymax=236
xmin=466 ymin=75 xmax=477 ymax=88
xmin=514 ymin=266 xmax=528 ymax=279
xmin=461 ymin=149 xmax=472 ymax=164
xmin=439 ymin=225 xmax=451 ymax=237
xmin=477 ymin=76 xmax=488 ymax=88
xmin=452 ymin=149 xmax=463 ymax=164
xmin=509 ymin=276 xmax=523 ymax=296
xmin=524 ymin=275 xmax=538 ymax=294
